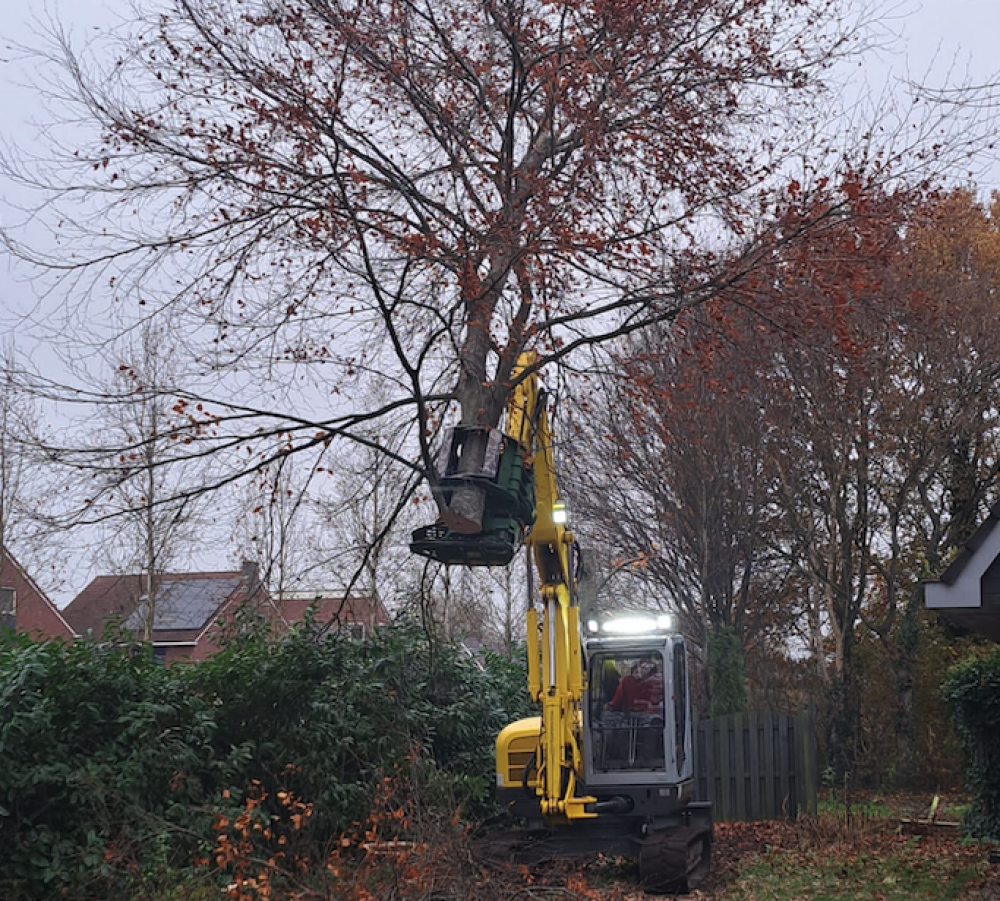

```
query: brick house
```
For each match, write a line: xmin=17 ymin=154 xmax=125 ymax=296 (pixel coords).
xmin=62 ymin=561 xmax=277 ymax=663
xmin=0 ymin=547 xmax=75 ymax=641
xmin=276 ymin=591 xmax=391 ymax=639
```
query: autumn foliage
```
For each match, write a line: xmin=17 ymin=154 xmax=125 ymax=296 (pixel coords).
xmin=7 ymin=0 xmax=878 ymax=522
xmin=209 ymin=766 xmax=627 ymax=901
xmin=571 ymin=179 xmax=1000 ymax=785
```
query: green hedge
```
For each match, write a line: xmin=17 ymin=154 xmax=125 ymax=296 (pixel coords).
xmin=0 ymin=620 xmax=532 ymax=899
xmin=941 ymin=646 xmax=1000 ymax=839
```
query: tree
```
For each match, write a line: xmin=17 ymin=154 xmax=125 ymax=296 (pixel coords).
xmin=0 ymin=341 xmax=66 ymax=596
xmin=568 ymin=300 xmax=799 ymax=712
xmin=3 ymin=0 xmax=887 ymax=528
xmin=85 ymin=322 xmax=207 ymax=640
xmin=317 ymin=427 xmax=424 ymax=609
xmin=865 ymin=190 xmax=1000 ymax=779
xmin=734 ymin=183 xmax=1000 ymax=780
xmin=0 ymin=341 xmax=36 ymax=557
xmin=233 ymin=455 xmax=314 ymax=601
xmin=570 ymin=179 xmax=1000 ymax=765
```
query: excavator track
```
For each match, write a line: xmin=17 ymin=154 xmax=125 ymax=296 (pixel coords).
xmin=638 ymin=826 xmax=712 ymax=894
xmin=474 ymin=823 xmax=711 ymax=895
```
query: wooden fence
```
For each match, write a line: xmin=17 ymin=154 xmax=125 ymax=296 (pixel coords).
xmin=694 ymin=709 xmax=818 ymax=821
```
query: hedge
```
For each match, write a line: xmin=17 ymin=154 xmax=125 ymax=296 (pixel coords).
xmin=941 ymin=645 xmax=1000 ymax=839
xmin=0 ymin=619 xmax=532 ymax=899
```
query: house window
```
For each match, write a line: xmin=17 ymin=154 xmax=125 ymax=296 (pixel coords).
xmin=0 ymin=587 xmax=14 ymax=631
xmin=152 ymin=646 xmax=168 ymax=666
xmin=346 ymin=622 xmax=366 ymax=641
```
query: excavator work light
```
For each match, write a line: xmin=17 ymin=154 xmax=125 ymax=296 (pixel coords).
xmin=589 ymin=612 xmax=673 ymax=635
xmin=552 ymin=499 xmax=568 ymax=525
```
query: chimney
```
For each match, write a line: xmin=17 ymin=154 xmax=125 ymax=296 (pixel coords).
xmin=240 ymin=560 xmax=260 ymax=595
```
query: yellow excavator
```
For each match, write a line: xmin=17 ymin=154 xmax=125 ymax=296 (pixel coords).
xmin=410 ymin=352 xmax=712 ymax=893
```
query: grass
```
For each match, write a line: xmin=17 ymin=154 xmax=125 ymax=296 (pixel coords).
xmin=817 ymin=797 xmax=895 ymax=819
xmin=817 ymin=791 xmax=971 ymax=824
xmin=727 ymin=845 xmax=985 ymax=900
xmin=714 ymin=812 xmax=992 ymax=901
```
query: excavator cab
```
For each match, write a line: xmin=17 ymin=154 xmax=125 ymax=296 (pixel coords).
xmin=497 ymin=625 xmax=697 ymax=821
xmin=583 ymin=635 xmax=693 ymax=794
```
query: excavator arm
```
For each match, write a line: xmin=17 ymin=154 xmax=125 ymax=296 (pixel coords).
xmin=411 ymin=351 xmax=595 ymax=822
xmin=506 ymin=354 xmax=595 ymax=822
xmin=411 ymin=353 xmax=713 ymax=892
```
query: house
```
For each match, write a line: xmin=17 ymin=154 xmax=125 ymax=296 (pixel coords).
xmin=277 ymin=591 xmax=391 ymax=640
xmin=0 ymin=547 xmax=75 ymax=641
xmin=62 ymin=561 xmax=277 ymax=663
xmin=924 ymin=501 xmax=1000 ymax=641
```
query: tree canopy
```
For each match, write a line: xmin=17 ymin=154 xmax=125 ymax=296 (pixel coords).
xmin=5 ymin=0 xmax=881 ymax=505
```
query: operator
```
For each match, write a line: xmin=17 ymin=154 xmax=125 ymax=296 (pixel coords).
xmin=607 ymin=660 xmax=661 ymax=714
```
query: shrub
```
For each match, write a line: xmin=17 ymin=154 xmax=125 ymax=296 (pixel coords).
xmin=708 ymin=625 xmax=748 ymax=717
xmin=0 ymin=620 xmax=532 ymax=899
xmin=941 ymin=646 xmax=1000 ymax=839
xmin=0 ymin=631 xmax=225 ymax=898
xmin=186 ymin=618 xmax=532 ymax=830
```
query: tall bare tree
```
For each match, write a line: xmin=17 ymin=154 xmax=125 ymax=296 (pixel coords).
xmin=0 ymin=341 xmax=31 ymax=559
xmin=567 ymin=309 xmax=792 ymax=710
xmin=89 ymin=322 xmax=206 ymax=640
xmin=0 ymin=341 xmax=61 ymax=592
xmin=233 ymin=456 xmax=314 ymax=602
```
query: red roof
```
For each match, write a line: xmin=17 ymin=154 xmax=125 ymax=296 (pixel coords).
xmin=63 ymin=564 xmax=264 ymax=640
xmin=278 ymin=593 xmax=390 ymax=631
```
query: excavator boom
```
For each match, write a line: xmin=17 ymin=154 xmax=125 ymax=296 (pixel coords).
xmin=412 ymin=351 xmax=593 ymax=821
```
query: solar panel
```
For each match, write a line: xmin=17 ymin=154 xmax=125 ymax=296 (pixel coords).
xmin=125 ymin=576 xmax=243 ymax=632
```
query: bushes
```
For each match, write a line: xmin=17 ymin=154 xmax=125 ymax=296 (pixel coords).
xmin=942 ymin=646 xmax=1000 ymax=839
xmin=0 ymin=620 xmax=532 ymax=900
xmin=0 ymin=632 xmax=224 ymax=897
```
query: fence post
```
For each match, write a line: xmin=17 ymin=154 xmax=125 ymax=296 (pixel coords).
xmin=797 ymin=706 xmax=818 ymax=816
xmin=734 ymin=712 xmax=747 ymax=820
xmin=748 ymin=710 xmax=761 ymax=820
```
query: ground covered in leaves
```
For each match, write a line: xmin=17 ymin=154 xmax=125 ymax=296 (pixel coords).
xmin=199 ymin=791 xmax=1000 ymax=900
xmin=325 ymin=810 xmax=997 ymax=901
xmin=644 ymin=814 xmax=998 ymax=901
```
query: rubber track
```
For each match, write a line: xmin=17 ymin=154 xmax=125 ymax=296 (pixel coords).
xmin=638 ymin=826 xmax=712 ymax=894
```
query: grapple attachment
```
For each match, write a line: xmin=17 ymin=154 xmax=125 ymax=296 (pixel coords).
xmin=410 ymin=425 xmax=536 ymax=567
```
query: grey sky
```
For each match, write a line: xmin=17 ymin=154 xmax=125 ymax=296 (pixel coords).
xmin=1 ymin=0 xmax=997 ymax=305
xmin=3 ymin=0 xmax=999 ymax=283
xmin=2 ymin=1 xmax=999 ymax=168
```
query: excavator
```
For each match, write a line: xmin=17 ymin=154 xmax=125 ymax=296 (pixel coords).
xmin=410 ymin=352 xmax=712 ymax=893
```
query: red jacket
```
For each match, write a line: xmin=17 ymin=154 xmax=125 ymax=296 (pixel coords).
xmin=609 ymin=673 xmax=662 ymax=712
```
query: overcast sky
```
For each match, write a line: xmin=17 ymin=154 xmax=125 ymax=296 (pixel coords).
xmin=2 ymin=0 xmax=999 ymax=298
xmin=2 ymin=0 xmax=998 ymax=341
